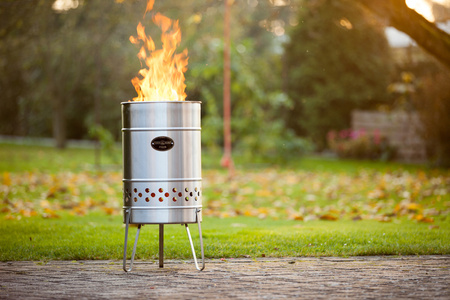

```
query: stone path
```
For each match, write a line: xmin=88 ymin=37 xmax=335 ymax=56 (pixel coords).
xmin=1 ymin=256 xmax=449 ymax=299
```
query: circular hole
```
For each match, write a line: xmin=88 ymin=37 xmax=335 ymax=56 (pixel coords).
xmin=151 ymin=193 xmax=156 ymax=197
xmin=138 ymin=193 xmax=142 ymax=197
xmin=195 ymin=197 xmax=198 ymax=201
xmin=159 ymin=188 xmax=164 ymax=193
xmin=134 ymin=197 xmax=137 ymax=202
xmin=145 ymin=188 xmax=150 ymax=193
xmin=190 ymin=192 xmax=193 ymax=197
xmin=172 ymin=188 xmax=177 ymax=193
xmin=195 ymin=187 xmax=198 ymax=192
xmin=164 ymin=192 xmax=169 ymax=197
xmin=126 ymin=189 xmax=129 ymax=193
xmin=133 ymin=188 xmax=137 ymax=193
xmin=185 ymin=188 xmax=189 ymax=192
xmin=145 ymin=197 xmax=150 ymax=202
xmin=198 ymin=191 xmax=201 ymax=196
xmin=172 ymin=197 xmax=177 ymax=202
xmin=185 ymin=197 xmax=189 ymax=201
xmin=178 ymin=192 xmax=182 ymax=197
xmin=128 ymin=193 xmax=131 ymax=197
xmin=159 ymin=197 xmax=164 ymax=202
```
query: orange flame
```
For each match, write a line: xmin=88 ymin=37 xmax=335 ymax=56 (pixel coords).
xmin=130 ymin=0 xmax=188 ymax=101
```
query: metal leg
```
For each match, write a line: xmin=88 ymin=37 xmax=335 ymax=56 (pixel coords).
xmin=123 ymin=209 xmax=141 ymax=272
xmin=159 ymin=224 xmax=164 ymax=268
xmin=184 ymin=209 xmax=205 ymax=271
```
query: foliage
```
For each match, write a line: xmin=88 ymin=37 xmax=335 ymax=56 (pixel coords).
xmin=1 ymin=144 xmax=448 ymax=225
xmin=283 ymin=0 xmax=392 ymax=149
xmin=327 ymin=129 xmax=396 ymax=161
xmin=88 ymin=124 xmax=120 ymax=165
xmin=0 ymin=0 xmax=307 ymax=160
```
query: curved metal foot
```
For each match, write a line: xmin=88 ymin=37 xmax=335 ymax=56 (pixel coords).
xmin=123 ymin=209 xmax=142 ymax=272
xmin=184 ymin=209 xmax=205 ymax=271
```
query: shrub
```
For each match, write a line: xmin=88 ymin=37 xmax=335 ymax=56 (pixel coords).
xmin=327 ymin=129 xmax=396 ymax=161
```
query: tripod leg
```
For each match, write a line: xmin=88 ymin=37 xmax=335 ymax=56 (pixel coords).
xmin=184 ymin=209 xmax=205 ymax=271
xmin=159 ymin=224 xmax=164 ymax=268
xmin=123 ymin=209 xmax=141 ymax=272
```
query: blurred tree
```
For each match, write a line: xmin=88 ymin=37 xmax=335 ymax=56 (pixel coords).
xmin=356 ymin=0 xmax=450 ymax=69
xmin=0 ymin=0 xmax=311 ymax=160
xmin=283 ymin=0 xmax=392 ymax=149
xmin=0 ymin=0 xmax=36 ymax=136
xmin=0 ymin=0 xmax=138 ymax=147
xmin=413 ymin=66 xmax=450 ymax=167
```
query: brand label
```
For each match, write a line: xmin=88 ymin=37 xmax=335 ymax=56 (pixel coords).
xmin=151 ymin=136 xmax=174 ymax=151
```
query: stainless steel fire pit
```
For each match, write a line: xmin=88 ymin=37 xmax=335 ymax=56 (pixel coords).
xmin=122 ymin=101 xmax=205 ymax=272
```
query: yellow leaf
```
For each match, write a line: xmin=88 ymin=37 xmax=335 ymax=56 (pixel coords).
xmin=243 ymin=209 xmax=254 ymax=217
xmin=40 ymin=200 xmax=51 ymax=208
xmin=102 ymin=207 xmax=117 ymax=216
xmin=319 ymin=214 xmax=338 ymax=221
xmin=418 ymin=216 xmax=434 ymax=223
xmin=293 ymin=215 xmax=304 ymax=221
xmin=256 ymin=190 xmax=273 ymax=197
xmin=4 ymin=214 xmax=15 ymax=220
xmin=407 ymin=203 xmax=422 ymax=212
xmin=2 ymin=172 xmax=11 ymax=186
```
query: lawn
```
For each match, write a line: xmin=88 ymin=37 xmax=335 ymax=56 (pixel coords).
xmin=0 ymin=142 xmax=449 ymax=261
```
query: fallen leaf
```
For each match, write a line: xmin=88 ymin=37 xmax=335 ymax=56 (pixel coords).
xmin=319 ymin=214 xmax=338 ymax=221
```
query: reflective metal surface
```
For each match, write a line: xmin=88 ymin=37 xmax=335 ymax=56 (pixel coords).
xmin=122 ymin=101 xmax=202 ymax=224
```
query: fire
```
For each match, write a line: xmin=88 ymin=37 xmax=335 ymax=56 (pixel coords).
xmin=130 ymin=0 xmax=188 ymax=101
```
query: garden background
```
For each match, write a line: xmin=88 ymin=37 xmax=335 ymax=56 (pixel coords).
xmin=0 ymin=0 xmax=449 ymax=260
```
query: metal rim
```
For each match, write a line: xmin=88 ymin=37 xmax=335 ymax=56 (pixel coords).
xmin=121 ymin=100 xmax=201 ymax=105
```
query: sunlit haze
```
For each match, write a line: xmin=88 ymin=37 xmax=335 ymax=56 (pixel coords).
xmin=406 ymin=0 xmax=450 ymax=22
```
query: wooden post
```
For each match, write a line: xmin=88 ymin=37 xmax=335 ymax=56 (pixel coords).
xmin=221 ymin=0 xmax=234 ymax=175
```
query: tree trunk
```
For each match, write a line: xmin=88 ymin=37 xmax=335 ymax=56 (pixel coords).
xmin=52 ymin=96 xmax=66 ymax=149
xmin=357 ymin=0 xmax=450 ymax=69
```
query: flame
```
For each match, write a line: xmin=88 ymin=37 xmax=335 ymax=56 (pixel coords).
xmin=130 ymin=0 xmax=188 ymax=101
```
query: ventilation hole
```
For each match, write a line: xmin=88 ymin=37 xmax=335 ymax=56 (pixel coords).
xmin=190 ymin=192 xmax=193 ymax=197
xmin=172 ymin=188 xmax=177 ymax=193
xmin=178 ymin=192 xmax=182 ymax=197
xmin=134 ymin=197 xmax=137 ymax=202
xmin=134 ymin=188 xmax=137 ymax=193
xmin=198 ymin=191 xmax=201 ymax=196
xmin=195 ymin=197 xmax=198 ymax=201
xmin=145 ymin=188 xmax=150 ymax=193
xmin=159 ymin=197 xmax=164 ymax=202
xmin=172 ymin=197 xmax=177 ymax=202
xmin=164 ymin=192 xmax=169 ymax=197
xmin=185 ymin=188 xmax=189 ymax=192
xmin=195 ymin=187 xmax=198 ymax=192
xmin=128 ymin=193 xmax=131 ymax=197
xmin=151 ymin=193 xmax=156 ymax=197
xmin=138 ymin=193 xmax=142 ymax=197
xmin=185 ymin=197 xmax=189 ymax=201
xmin=159 ymin=188 xmax=164 ymax=193
xmin=126 ymin=189 xmax=129 ymax=193
xmin=145 ymin=197 xmax=150 ymax=202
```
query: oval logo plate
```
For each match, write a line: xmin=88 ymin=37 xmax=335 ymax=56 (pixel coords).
xmin=151 ymin=136 xmax=174 ymax=151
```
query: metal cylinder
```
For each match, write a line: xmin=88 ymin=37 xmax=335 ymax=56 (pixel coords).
xmin=122 ymin=101 xmax=202 ymax=224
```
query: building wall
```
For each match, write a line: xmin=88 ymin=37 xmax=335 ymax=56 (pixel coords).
xmin=352 ymin=110 xmax=426 ymax=162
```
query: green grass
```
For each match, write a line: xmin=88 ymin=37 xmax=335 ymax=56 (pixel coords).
xmin=0 ymin=142 xmax=449 ymax=260
xmin=0 ymin=212 xmax=448 ymax=261
xmin=0 ymin=143 xmax=121 ymax=173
